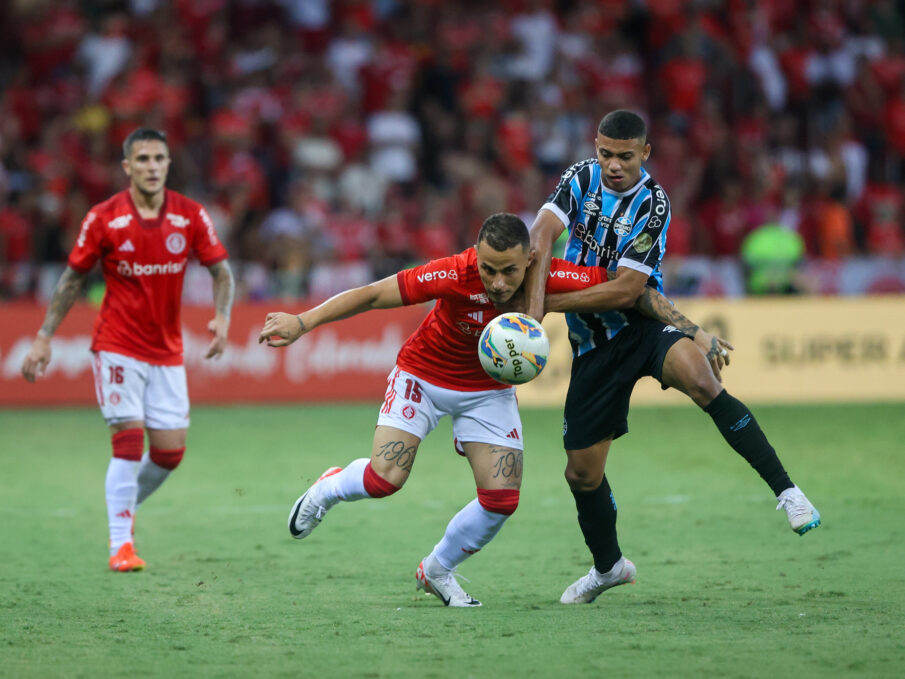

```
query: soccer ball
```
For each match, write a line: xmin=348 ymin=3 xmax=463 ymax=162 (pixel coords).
xmin=478 ymin=313 xmax=550 ymax=385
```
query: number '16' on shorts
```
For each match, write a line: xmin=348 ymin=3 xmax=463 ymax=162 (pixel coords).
xmin=92 ymin=350 xmax=190 ymax=430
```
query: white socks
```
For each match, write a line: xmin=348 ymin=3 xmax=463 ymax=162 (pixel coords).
xmin=105 ymin=458 xmax=139 ymax=554
xmin=136 ymin=452 xmax=171 ymax=506
xmin=432 ymin=499 xmax=508 ymax=570
xmin=318 ymin=458 xmax=371 ymax=504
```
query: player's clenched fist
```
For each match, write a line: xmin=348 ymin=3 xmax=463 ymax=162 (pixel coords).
xmin=258 ymin=312 xmax=307 ymax=347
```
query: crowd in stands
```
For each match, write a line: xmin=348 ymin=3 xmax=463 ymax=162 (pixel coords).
xmin=2 ymin=0 xmax=905 ymax=301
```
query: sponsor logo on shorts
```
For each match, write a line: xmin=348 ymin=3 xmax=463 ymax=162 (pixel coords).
xmin=166 ymin=232 xmax=187 ymax=254
xmin=663 ymin=325 xmax=680 ymax=333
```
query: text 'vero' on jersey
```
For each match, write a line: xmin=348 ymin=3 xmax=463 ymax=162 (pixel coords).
xmin=542 ymin=160 xmax=671 ymax=354
xmin=68 ymin=189 xmax=229 ymax=365
xmin=395 ymin=248 xmax=605 ymax=391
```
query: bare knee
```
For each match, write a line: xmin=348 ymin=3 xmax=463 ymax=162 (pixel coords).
xmin=564 ymin=462 xmax=604 ymax=493
xmin=683 ymin=370 xmax=722 ymax=407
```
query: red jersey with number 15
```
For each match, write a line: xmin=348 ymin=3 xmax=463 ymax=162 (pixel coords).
xmin=396 ymin=247 xmax=605 ymax=390
xmin=68 ymin=189 xmax=228 ymax=365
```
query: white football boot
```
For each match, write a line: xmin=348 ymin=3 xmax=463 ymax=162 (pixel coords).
xmin=415 ymin=553 xmax=482 ymax=607
xmin=288 ymin=467 xmax=342 ymax=539
xmin=776 ymin=485 xmax=821 ymax=535
xmin=560 ymin=556 xmax=637 ymax=604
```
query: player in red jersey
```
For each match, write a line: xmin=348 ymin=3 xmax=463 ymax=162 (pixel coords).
xmin=21 ymin=128 xmax=235 ymax=572
xmin=258 ymin=212 xmax=722 ymax=607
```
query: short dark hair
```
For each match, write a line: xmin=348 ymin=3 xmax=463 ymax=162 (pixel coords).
xmin=476 ymin=213 xmax=530 ymax=252
xmin=598 ymin=110 xmax=646 ymax=141
xmin=123 ymin=128 xmax=168 ymax=158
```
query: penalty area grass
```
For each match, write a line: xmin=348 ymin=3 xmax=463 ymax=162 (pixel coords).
xmin=0 ymin=402 xmax=903 ymax=678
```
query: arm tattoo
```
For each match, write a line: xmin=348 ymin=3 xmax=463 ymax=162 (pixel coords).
xmin=40 ymin=267 xmax=88 ymax=337
xmin=208 ymin=260 xmax=235 ymax=318
xmin=705 ymin=335 xmax=720 ymax=362
xmin=635 ymin=287 xmax=699 ymax=338
xmin=376 ymin=440 xmax=416 ymax=472
xmin=490 ymin=447 xmax=523 ymax=487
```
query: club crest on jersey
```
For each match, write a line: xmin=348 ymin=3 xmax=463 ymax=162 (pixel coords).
xmin=614 ymin=216 xmax=633 ymax=236
xmin=108 ymin=214 xmax=133 ymax=230
xmin=166 ymin=232 xmax=187 ymax=254
xmin=166 ymin=213 xmax=189 ymax=228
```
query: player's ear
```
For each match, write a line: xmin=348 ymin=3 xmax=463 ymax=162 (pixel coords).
xmin=642 ymin=143 xmax=651 ymax=162
xmin=121 ymin=158 xmax=131 ymax=177
xmin=526 ymin=247 xmax=536 ymax=266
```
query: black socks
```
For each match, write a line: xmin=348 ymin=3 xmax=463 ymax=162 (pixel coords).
xmin=704 ymin=389 xmax=793 ymax=496
xmin=572 ymin=476 xmax=621 ymax=574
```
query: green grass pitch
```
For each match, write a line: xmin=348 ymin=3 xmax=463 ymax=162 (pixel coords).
xmin=1 ymin=402 xmax=904 ymax=678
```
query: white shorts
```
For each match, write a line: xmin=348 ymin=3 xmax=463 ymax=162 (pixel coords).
xmin=376 ymin=368 xmax=523 ymax=450
xmin=92 ymin=351 xmax=190 ymax=430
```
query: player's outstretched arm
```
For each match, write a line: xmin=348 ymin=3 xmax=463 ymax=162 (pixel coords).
xmin=525 ymin=209 xmax=564 ymax=321
xmin=544 ymin=267 xmax=648 ymax=314
xmin=634 ymin=286 xmax=734 ymax=381
xmin=258 ymin=274 xmax=404 ymax=347
xmin=21 ymin=266 xmax=89 ymax=382
xmin=205 ymin=260 xmax=235 ymax=359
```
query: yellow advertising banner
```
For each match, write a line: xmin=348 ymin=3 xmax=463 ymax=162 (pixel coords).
xmin=517 ymin=296 xmax=905 ymax=406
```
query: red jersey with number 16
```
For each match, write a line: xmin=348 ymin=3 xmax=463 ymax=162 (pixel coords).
xmin=68 ymin=189 xmax=228 ymax=365
xmin=396 ymin=247 xmax=604 ymax=390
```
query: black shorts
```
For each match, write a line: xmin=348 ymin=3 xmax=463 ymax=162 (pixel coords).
xmin=562 ymin=317 xmax=688 ymax=450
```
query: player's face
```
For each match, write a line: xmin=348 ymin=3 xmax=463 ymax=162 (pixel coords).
xmin=475 ymin=241 xmax=535 ymax=305
xmin=122 ymin=140 xmax=171 ymax=197
xmin=596 ymin=133 xmax=650 ymax=192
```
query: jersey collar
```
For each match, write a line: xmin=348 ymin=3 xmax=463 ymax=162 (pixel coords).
xmin=597 ymin=166 xmax=649 ymax=198
xmin=127 ymin=189 xmax=169 ymax=229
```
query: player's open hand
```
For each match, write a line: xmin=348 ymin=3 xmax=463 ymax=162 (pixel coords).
xmin=205 ymin=314 xmax=230 ymax=359
xmin=258 ymin=312 xmax=306 ymax=347
xmin=694 ymin=330 xmax=734 ymax=382
xmin=21 ymin=335 xmax=52 ymax=383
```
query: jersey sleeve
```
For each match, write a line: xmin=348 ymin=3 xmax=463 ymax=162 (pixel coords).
xmin=545 ymin=258 xmax=607 ymax=293
xmin=192 ymin=206 xmax=229 ymax=265
xmin=396 ymin=253 xmax=461 ymax=305
xmin=67 ymin=211 xmax=103 ymax=272
xmin=617 ymin=182 xmax=670 ymax=277
xmin=540 ymin=159 xmax=596 ymax=229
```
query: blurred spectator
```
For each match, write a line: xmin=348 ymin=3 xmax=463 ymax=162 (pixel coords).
xmin=1 ymin=0 xmax=905 ymax=303
xmin=740 ymin=222 xmax=808 ymax=295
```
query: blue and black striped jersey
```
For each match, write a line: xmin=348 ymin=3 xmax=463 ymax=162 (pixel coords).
xmin=541 ymin=159 xmax=671 ymax=355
